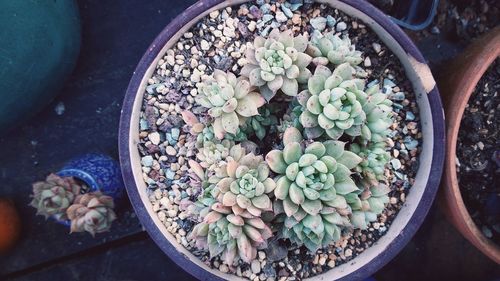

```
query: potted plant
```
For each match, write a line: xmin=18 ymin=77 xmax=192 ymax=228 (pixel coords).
xmin=439 ymin=26 xmax=500 ymax=264
xmin=0 ymin=198 xmax=21 ymax=254
xmin=119 ymin=0 xmax=445 ymax=280
xmin=30 ymin=153 xmax=123 ymax=235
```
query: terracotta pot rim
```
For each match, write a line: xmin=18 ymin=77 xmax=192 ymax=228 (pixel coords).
xmin=119 ymin=0 xmax=446 ymax=279
xmin=443 ymin=27 xmax=500 ymax=264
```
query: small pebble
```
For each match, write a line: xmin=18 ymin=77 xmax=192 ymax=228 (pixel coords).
xmin=336 ymin=21 xmax=347 ymax=31
xmin=251 ymin=260 xmax=261 ymax=274
xmin=310 ymin=17 xmax=327 ymax=31
xmin=149 ymin=132 xmax=161 ymax=145
xmin=166 ymin=146 xmax=177 ymax=156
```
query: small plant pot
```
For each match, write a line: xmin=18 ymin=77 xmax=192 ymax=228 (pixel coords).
xmin=119 ymin=0 xmax=445 ymax=280
xmin=439 ymin=27 xmax=500 ymax=264
xmin=54 ymin=153 xmax=124 ymax=225
xmin=0 ymin=198 xmax=21 ymax=254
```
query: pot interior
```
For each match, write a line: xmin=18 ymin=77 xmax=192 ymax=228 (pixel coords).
xmin=125 ymin=0 xmax=437 ymax=280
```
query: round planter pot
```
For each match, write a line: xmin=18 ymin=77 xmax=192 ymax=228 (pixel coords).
xmin=55 ymin=153 xmax=125 ymax=226
xmin=439 ymin=27 xmax=500 ymax=264
xmin=0 ymin=0 xmax=81 ymax=135
xmin=119 ymin=0 xmax=445 ymax=280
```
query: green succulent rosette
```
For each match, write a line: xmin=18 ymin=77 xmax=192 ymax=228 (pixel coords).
xmin=241 ymin=107 xmax=279 ymax=140
xmin=350 ymin=141 xmax=391 ymax=186
xmin=241 ymin=28 xmax=312 ymax=101
xmin=307 ymin=31 xmax=363 ymax=67
xmin=189 ymin=206 xmax=273 ymax=265
xmin=297 ymin=63 xmax=367 ymax=139
xmin=196 ymin=69 xmax=265 ymax=139
xmin=266 ymin=127 xmax=367 ymax=251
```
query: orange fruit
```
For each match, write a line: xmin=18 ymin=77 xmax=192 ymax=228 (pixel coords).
xmin=0 ymin=198 xmax=21 ymax=253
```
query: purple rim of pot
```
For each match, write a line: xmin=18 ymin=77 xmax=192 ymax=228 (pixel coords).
xmin=118 ymin=0 xmax=445 ymax=280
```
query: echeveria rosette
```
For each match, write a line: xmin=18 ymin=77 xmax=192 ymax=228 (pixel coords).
xmin=297 ymin=63 xmax=367 ymax=140
xmin=242 ymin=107 xmax=279 ymax=140
xmin=350 ymin=141 xmax=391 ymax=187
xmin=241 ymin=29 xmax=312 ymax=101
xmin=189 ymin=209 xmax=273 ymax=265
xmin=196 ymin=69 xmax=265 ymax=139
xmin=307 ymin=31 xmax=363 ymax=66
xmin=66 ymin=192 xmax=117 ymax=236
xmin=196 ymin=139 xmax=232 ymax=170
xmin=30 ymin=174 xmax=82 ymax=221
xmin=265 ymin=127 xmax=364 ymax=251
xmin=209 ymin=152 xmax=276 ymax=217
xmin=359 ymin=84 xmax=394 ymax=144
xmin=349 ymin=183 xmax=391 ymax=230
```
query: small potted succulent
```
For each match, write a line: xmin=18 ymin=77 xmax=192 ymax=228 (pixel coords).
xmin=30 ymin=154 xmax=123 ymax=236
xmin=120 ymin=0 xmax=445 ymax=280
xmin=439 ymin=26 xmax=500 ymax=264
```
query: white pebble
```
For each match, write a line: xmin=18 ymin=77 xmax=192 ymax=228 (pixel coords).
xmin=364 ymin=56 xmax=371 ymax=67
xmin=200 ymin=39 xmax=210 ymax=50
xmin=149 ymin=132 xmax=160 ymax=145
xmin=251 ymin=260 xmax=261 ymax=274
xmin=166 ymin=146 xmax=177 ymax=156
xmin=336 ymin=21 xmax=347 ymax=31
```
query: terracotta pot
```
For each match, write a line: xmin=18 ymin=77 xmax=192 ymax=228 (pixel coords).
xmin=440 ymin=26 xmax=500 ymax=264
xmin=0 ymin=198 xmax=21 ymax=254
xmin=119 ymin=0 xmax=445 ymax=280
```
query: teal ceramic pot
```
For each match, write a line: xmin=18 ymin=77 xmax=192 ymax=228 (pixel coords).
xmin=0 ymin=0 xmax=81 ymax=134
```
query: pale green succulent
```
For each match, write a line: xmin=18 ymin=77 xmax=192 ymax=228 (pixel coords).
xmin=30 ymin=174 xmax=82 ymax=221
xmin=189 ymin=151 xmax=275 ymax=265
xmin=359 ymin=84 xmax=394 ymax=143
xmin=189 ymin=209 xmax=273 ymax=265
xmin=307 ymin=31 xmax=363 ymax=66
xmin=196 ymin=126 xmax=248 ymax=146
xmin=349 ymin=183 xmax=391 ymax=229
xmin=196 ymin=69 xmax=265 ymax=139
xmin=208 ymin=152 xmax=276 ymax=217
xmin=241 ymin=29 xmax=312 ymax=101
xmin=196 ymin=139 xmax=232 ymax=170
xmin=242 ymin=107 xmax=279 ymax=140
xmin=266 ymin=127 xmax=366 ymax=250
xmin=297 ymin=63 xmax=367 ymax=140
xmin=350 ymin=142 xmax=391 ymax=186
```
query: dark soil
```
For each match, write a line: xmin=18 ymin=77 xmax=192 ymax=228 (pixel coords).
xmin=457 ymin=58 xmax=500 ymax=244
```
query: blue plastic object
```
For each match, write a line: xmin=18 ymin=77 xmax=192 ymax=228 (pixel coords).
xmin=389 ymin=0 xmax=440 ymax=31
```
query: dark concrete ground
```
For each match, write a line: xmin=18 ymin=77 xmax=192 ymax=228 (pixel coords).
xmin=0 ymin=0 xmax=498 ymax=280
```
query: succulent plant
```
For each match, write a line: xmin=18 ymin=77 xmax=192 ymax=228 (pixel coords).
xmin=208 ymin=152 xmax=276 ymax=217
xmin=30 ymin=174 xmax=82 ymax=221
xmin=297 ymin=63 xmax=367 ymax=139
xmin=307 ymin=31 xmax=363 ymax=66
xmin=190 ymin=210 xmax=272 ymax=265
xmin=241 ymin=29 xmax=312 ymax=101
xmin=242 ymin=107 xmax=279 ymax=140
xmin=197 ymin=126 xmax=248 ymax=146
xmin=350 ymin=142 xmax=391 ymax=186
xmin=196 ymin=69 xmax=265 ymax=139
xmin=349 ymin=183 xmax=391 ymax=230
xmin=196 ymin=139 xmax=232 ymax=170
xmin=66 ymin=192 xmax=116 ymax=236
xmin=266 ymin=127 xmax=367 ymax=250
xmin=359 ymin=84 xmax=394 ymax=143
xmin=188 ymin=152 xmax=275 ymax=265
